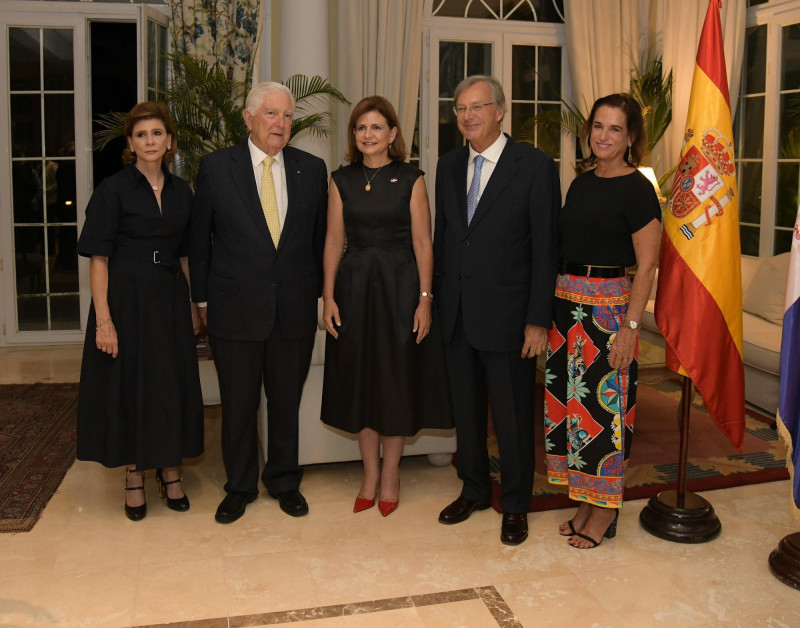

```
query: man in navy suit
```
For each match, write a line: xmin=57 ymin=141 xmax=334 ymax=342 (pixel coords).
xmin=190 ymin=82 xmax=327 ymax=523
xmin=434 ymin=75 xmax=560 ymax=544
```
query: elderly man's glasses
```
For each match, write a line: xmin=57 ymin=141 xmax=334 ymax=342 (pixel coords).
xmin=453 ymin=102 xmax=494 ymax=116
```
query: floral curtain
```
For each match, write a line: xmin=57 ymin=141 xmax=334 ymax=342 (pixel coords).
xmin=168 ymin=0 xmax=261 ymax=85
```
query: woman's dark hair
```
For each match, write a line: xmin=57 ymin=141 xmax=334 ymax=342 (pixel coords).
xmin=122 ymin=101 xmax=177 ymax=165
xmin=344 ymin=96 xmax=407 ymax=163
xmin=582 ymin=93 xmax=646 ymax=169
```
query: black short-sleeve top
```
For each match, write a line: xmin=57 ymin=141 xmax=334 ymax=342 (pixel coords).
xmin=558 ymin=169 xmax=661 ymax=267
xmin=77 ymin=164 xmax=193 ymax=260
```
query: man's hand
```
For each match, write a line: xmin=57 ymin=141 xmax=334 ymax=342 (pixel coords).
xmin=521 ymin=324 xmax=548 ymax=358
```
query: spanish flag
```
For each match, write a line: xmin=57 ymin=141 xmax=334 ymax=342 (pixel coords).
xmin=655 ymin=0 xmax=745 ymax=450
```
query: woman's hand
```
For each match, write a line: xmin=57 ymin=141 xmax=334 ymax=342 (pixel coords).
xmin=413 ymin=298 xmax=432 ymax=344
xmin=608 ymin=326 xmax=637 ymax=370
xmin=190 ymin=302 xmax=201 ymax=336
xmin=96 ymin=320 xmax=119 ymax=358
xmin=324 ymin=298 xmax=341 ymax=338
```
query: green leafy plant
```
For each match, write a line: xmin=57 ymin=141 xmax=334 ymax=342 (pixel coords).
xmin=93 ymin=52 xmax=349 ymax=182
xmin=630 ymin=52 xmax=673 ymax=164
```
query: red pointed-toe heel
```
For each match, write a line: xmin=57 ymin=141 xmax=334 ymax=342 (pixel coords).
xmin=353 ymin=495 xmax=376 ymax=513
xmin=378 ymin=499 xmax=399 ymax=517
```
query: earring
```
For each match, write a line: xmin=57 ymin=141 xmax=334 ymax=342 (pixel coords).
xmin=167 ymin=144 xmax=171 ymax=151
xmin=625 ymin=145 xmax=633 ymax=165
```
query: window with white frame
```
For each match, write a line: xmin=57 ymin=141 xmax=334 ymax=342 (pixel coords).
xmin=735 ymin=0 xmax=800 ymax=257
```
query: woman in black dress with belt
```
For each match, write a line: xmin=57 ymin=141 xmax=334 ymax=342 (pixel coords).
xmin=321 ymin=96 xmax=452 ymax=516
xmin=77 ymin=101 xmax=203 ymax=520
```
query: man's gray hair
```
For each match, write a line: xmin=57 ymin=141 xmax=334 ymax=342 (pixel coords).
xmin=245 ymin=81 xmax=295 ymax=113
xmin=453 ymin=75 xmax=507 ymax=115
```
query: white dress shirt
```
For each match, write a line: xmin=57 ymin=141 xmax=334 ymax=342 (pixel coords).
xmin=466 ymin=133 xmax=508 ymax=203
xmin=248 ymin=137 xmax=289 ymax=229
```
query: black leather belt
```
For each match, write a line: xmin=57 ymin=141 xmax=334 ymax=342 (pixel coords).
xmin=115 ymin=250 xmax=179 ymax=265
xmin=559 ymin=260 xmax=628 ymax=278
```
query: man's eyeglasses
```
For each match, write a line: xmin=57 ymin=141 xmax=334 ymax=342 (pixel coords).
xmin=452 ymin=102 xmax=494 ymax=117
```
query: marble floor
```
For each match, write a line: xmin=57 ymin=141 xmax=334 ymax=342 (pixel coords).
xmin=1 ymin=344 xmax=799 ymax=627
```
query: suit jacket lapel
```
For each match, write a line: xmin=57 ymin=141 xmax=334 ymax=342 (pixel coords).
xmin=230 ymin=142 xmax=274 ymax=248
xmin=280 ymin=147 xmax=302 ymax=247
xmin=466 ymin=138 xmax=519 ymax=233
xmin=453 ymin=148 xmax=469 ymax=229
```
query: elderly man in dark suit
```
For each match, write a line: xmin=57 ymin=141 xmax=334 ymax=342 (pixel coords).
xmin=190 ymin=82 xmax=327 ymax=524
xmin=434 ymin=75 xmax=560 ymax=545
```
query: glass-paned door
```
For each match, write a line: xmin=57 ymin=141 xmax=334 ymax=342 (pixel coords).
xmin=734 ymin=24 xmax=766 ymax=256
xmin=735 ymin=3 xmax=800 ymax=257
xmin=776 ymin=22 xmax=800 ymax=254
xmin=1 ymin=3 xmax=168 ymax=345
xmin=508 ymin=42 xmax=563 ymax=168
xmin=9 ymin=26 xmax=80 ymax=331
xmin=437 ymin=40 xmax=493 ymax=156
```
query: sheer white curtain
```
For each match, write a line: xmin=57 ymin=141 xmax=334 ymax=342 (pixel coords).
xmin=335 ymin=0 xmax=423 ymax=164
xmin=564 ymin=0 xmax=648 ymax=110
xmin=655 ymin=0 xmax=746 ymax=174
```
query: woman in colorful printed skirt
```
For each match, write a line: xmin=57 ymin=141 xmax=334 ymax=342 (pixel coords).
xmin=545 ymin=93 xmax=661 ymax=548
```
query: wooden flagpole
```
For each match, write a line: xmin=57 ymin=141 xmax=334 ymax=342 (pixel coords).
xmin=639 ymin=375 xmax=722 ymax=543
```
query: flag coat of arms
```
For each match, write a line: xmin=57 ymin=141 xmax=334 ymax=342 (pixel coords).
xmin=778 ymin=208 xmax=800 ymax=512
xmin=655 ymin=0 xmax=745 ymax=450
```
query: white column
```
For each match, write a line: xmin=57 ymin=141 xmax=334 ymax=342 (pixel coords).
xmin=279 ymin=0 xmax=333 ymax=169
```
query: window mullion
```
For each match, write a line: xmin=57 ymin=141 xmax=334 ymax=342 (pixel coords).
xmin=760 ymin=20 xmax=782 ymax=256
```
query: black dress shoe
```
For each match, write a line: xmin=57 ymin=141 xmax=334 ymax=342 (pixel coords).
xmin=501 ymin=512 xmax=528 ymax=545
xmin=215 ymin=492 xmax=257 ymax=524
xmin=438 ymin=495 xmax=491 ymax=525
xmin=268 ymin=489 xmax=309 ymax=517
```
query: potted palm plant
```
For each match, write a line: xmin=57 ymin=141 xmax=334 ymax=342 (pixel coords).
xmin=93 ymin=52 xmax=349 ymax=183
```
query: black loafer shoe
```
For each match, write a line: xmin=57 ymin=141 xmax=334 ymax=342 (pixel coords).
xmin=268 ymin=489 xmax=309 ymax=517
xmin=215 ymin=492 xmax=257 ymax=524
xmin=438 ymin=495 xmax=491 ymax=525
xmin=501 ymin=512 xmax=528 ymax=545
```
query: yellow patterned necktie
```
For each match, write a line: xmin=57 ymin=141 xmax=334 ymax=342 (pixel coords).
xmin=260 ymin=156 xmax=281 ymax=247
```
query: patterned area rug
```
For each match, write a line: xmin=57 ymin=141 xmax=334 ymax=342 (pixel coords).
xmin=489 ymin=370 xmax=789 ymax=512
xmin=0 ymin=383 xmax=78 ymax=532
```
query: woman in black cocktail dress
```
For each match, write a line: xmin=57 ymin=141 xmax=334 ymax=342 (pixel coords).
xmin=321 ymin=96 xmax=452 ymax=516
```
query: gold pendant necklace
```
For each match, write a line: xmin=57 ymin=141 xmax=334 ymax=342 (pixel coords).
xmin=363 ymin=164 xmax=387 ymax=191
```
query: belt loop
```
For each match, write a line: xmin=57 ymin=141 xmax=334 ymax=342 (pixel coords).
xmin=153 ymin=251 xmax=160 ymax=264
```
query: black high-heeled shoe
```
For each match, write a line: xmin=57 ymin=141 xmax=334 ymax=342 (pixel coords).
xmin=155 ymin=469 xmax=190 ymax=512
xmin=124 ymin=468 xmax=146 ymax=521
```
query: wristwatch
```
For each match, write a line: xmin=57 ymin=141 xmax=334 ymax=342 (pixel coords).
xmin=625 ymin=320 xmax=640 ymax=331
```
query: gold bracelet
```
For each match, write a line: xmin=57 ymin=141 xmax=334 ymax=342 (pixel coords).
xmin=419 ymin=291 xmax=434 ymax=300
xmin=96 ymin=317 xmax=111 ymax=330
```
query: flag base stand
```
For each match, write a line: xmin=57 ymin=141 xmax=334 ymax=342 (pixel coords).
xmin=768 ymin=532 xmax=800 ymax=590
xmin=640 ymin=376 xmax=722 ymax=543
xmin=639 ymin=489 xmax=721 ymax=543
